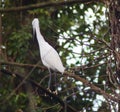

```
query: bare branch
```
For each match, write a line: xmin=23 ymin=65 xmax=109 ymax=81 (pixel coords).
xmin=0 ymin=60 xmax=107 ymax=71
xmin=0 ymin=61 xmax=45 ymax=69
xmin=0 ymin=0 xmax=99 ymax=13
xmin=64 ymin=71 xmax=120 ymax=102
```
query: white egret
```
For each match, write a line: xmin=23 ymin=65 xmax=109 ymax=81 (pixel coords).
xmin=32 ymin=18 xmax=65 ymax=89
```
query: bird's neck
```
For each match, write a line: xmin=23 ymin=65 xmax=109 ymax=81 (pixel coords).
xmin=35 ymin=26 xmax=45 ymax=44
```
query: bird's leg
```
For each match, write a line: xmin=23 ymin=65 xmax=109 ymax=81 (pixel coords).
xmin=48 ymin=68 xmax=52 ymax=90
xmin=48 ymin=69 xmax=58 ymax=94
xmin=54 ymin=72 xmax=57 ymax=87
xmin=53 ymin=72 xmax=58 ymax=94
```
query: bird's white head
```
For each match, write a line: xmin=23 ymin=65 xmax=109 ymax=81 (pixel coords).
xmin=32 ymin=18 xmax=39 ymax=29
xmin=32 ymin=18 xmax=40 ymax=39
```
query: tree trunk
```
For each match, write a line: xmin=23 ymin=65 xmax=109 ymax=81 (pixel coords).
xmin=25 ymin=82 xmax=36 ymax=112
xmin=24 ymin=69 xmax=36 ymax=112
xmin=109 ymin=0 xmax=120 ymax=111
xmin=0 ymin=13 xmax=2 ymax=77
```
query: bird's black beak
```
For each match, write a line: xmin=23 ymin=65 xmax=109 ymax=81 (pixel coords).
xmin=32 ymin=28 xmax=36 ymax=39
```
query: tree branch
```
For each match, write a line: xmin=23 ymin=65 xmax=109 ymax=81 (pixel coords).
xmin=64 ymin=71 xmax=120 ymax=102
xmin=0 ymin=0 xmax=99 ymax=13
xmin=1 ymin=67 xmax=120 ymax=103
xmin=0 ymin=61 xmax=45 ymax=69
xmin=0 ymin=69 xmax=78 ymax=112
xmin=0 ymin=61 xmax=106 ymax=71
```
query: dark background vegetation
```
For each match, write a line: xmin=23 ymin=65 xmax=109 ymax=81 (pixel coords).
xmin=0 ymin=0 xmax=120 ymax=112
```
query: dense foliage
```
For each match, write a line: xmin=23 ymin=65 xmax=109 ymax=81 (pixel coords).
xmin=0 ymin=0 xmax=119 ymax=112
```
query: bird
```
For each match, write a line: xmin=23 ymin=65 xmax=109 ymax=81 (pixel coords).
xmin=32 ymin=18 xmax=65 ymax=90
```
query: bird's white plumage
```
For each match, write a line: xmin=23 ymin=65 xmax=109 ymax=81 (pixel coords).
xmin=32 ymin=18 xmax=65 ymax=73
